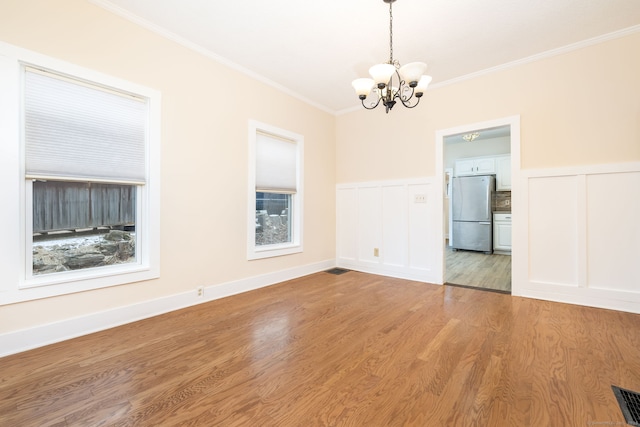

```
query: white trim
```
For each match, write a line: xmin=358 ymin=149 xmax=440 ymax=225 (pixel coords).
xmin=521 ymin=161 xmax=640 ymax=178
xmin=429 ymin=25 xmax=640 ymax=92
xmin=88 ymin=0 xmax=334 ymax=116
xmin=0 ymin=41 xmax=161 ymax=305
xmin=518 ymin=162 xmax=640 ymax=313
xmin=88 ymin=1 xmax=640 ymax=117
xmin=0 ymin=41 xmax=156 ymax=96
xmin=435 ymin=115 xmax=521 ymax=291
xmin=0 ymin=259 xmax=335 ymax=358
xmin=336 ymin=25 xmax=640 ymax=116
xmin=519 ymin=282 xmax=640 ymax=315
xmin=576 ymin=174 xmax=588 ymax=289
xmin=336 ymin=177 xmax=439 ymax=284
xmin=336 ymin=260 xmax=439 ymax=284
xmin=0 ymin=55 xmax=21 ymax=296
xmin=336 ymin=177 xmax=433 ymax=190
xmin=247 ymin=120 xmax=304 ymax=260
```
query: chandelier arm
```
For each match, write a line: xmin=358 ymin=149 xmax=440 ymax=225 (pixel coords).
xmin=361 ymin=97 xmax=382 ymax=110
xmin=392 ymin=70 xmax=414 ymax=103
xmin=397 ymin=86 xmax=414 ymax=103
xmin=399 ymin=96 xmax=421 ymax=109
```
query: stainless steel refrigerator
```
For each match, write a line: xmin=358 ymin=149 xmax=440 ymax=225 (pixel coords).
xmin=451 ymin=175 xmax=495 ymax=253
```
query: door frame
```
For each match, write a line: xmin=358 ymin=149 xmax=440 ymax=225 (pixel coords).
xmin=434 ymin=115 xmax=521 ymax=293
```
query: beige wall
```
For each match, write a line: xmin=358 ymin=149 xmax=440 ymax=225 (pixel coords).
xmin=337 ymin=32 xmax=640 ymax=182
xmin=0 ymin=0 xmax=336 ymax=333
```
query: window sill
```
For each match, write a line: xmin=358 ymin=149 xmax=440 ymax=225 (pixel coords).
xmin=1 ymin=263 xmax=159 ymax=306
xmin=248 ymin=243 xmax=302 ymax=260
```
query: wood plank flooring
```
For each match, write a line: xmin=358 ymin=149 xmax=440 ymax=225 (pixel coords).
xmin=2 ymin=271 xmax=639 ymax=426
xmin=446 ymin=245 xmax=511 ymax=292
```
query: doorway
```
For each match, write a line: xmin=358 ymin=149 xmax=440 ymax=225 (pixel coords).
xmin=436 ymin=117 xmax=520 ymax=293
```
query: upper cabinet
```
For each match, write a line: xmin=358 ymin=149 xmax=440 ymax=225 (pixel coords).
xmin=455 ymin=157 xmax=495 ymax=176
xmin=454 ymin=154 xmax=511 ymax=191
xmin=495 ymin=155 xmax=511 ymax=191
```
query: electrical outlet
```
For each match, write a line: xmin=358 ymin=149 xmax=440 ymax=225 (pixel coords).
xmin=197 ymin=286 xmax=204 ymax=297
xmin=374 ymin=248 xmax=379 ymax=257
xmin=414 ymin=194 xmax=426 ymax=203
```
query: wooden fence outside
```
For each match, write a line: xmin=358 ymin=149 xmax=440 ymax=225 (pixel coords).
xmin=33 ymin=181 xmax=135 ymax=234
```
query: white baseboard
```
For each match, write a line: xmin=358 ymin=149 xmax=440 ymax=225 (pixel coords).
xmin=337 ymin=260 xmax=441 ymax=285
xmin=0 ymin=259 xmax=335 ymax=358
xmin=516 ymin=282 xmax=640 ymax=314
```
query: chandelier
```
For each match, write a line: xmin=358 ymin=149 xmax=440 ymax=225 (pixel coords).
xmin=351 ymin=0 xmax=432 ymax=113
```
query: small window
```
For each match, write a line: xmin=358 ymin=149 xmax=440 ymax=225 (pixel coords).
xmin=255 ymin=192 xmax=291 ymax=246
xmin=248 ymin=121 xmax=303 ymax=259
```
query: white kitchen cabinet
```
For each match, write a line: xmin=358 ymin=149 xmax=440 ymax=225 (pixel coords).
xmin=495 ymin=155 xmax=511 ymax=191
xmin=455 ymin=157 xmax=495 ymax=176
xmin=493 ymin=213 xmax=512 ymax=253
xmin=455 ymin=159 xmax=476 ymax=176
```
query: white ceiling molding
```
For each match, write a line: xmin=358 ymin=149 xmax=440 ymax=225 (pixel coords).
xmin=89 ymin=0 xmax=335 ymax=115
xmin=90 ymin=0 xmax=640 ymax=115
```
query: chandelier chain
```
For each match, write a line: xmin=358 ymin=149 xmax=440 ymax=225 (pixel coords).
xmin=389 ymin=1 xmax=394 ymax=63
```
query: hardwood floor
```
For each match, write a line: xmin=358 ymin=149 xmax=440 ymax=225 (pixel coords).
xmin=2 ymin=271 xmax=639 ymax=426
xmin=445 ymin=244 xmax=511 ymax=292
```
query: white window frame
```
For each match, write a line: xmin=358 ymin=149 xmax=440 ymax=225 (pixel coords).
xmin=247 ymin=120 xmax=303 ymax=260
xmin=0 ymin=42 xmax=161 ymax=305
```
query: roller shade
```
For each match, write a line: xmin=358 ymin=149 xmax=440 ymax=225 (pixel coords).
xmin=255 ymin=132 xmax=297 ymax=193
xmin=24 ymin=67 xmax=147 ymax=184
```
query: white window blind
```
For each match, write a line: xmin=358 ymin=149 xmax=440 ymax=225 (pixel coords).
xmin=24 ymin=68 xmax=147 ymax=184
xmin=255 ymin=132 xmax=297 ymax=193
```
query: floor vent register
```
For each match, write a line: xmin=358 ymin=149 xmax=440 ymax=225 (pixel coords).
xmin=325 ymin=268 xmax=350 ymax=275
xmin=613 ymin=385 xmax=640 ymax=426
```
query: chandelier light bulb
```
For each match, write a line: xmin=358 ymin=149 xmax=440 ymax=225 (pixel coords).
xmin=414 ymin=75 xmax=433 ymax=96
xmin=369 ymin=63 xmax=396 ymax=88
xmin=399 ymin=62 xmax=428 ymax=87
xmin=352 ymin=78 xmax=375 ymax=99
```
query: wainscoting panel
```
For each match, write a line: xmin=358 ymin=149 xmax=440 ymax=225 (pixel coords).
xmin=382 ymin=185 xmax=408 ymax=267
xmin=407 ymin=183 xmax=432 ymax=271
xmin=357 ymin=186 xmax=381 ymax=266
xmin=336 ymin=178 xmax=438 ymax=283
xmin=527 ymin=175 xmax=580 ymax=287
xmin=517 ymin=162 xmax=640 ymax=313
xmin=586 ymin=171 xmax=640 ymax=293
xmin=336 ymin=187 xmax=357 ymax=262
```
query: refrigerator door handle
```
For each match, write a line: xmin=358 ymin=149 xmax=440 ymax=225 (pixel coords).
xmin=479 ymin=221 xmax=491 ymax=225
xmin=485 ymin=183 xmax=490 ymax=219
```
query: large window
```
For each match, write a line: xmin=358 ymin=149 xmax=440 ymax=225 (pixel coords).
xmin=24 ymin=68 xmax=145 ymax=277
xmin=248 ymin=121 xmax=303 ymax=259
xmin=0 ymin=42 xmax=160 ymax=304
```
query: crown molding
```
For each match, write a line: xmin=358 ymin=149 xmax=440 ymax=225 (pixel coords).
xmin=89 ymin=0 xmax=335 ymax=115
xmin=429 ymin=24 xmax=640 ymax=91
xmin=90 ymin=0 xmax=640 ymax=117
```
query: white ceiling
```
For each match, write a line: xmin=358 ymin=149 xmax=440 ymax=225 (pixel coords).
xmin=94 ymin=0 xmax=640 ymax=114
